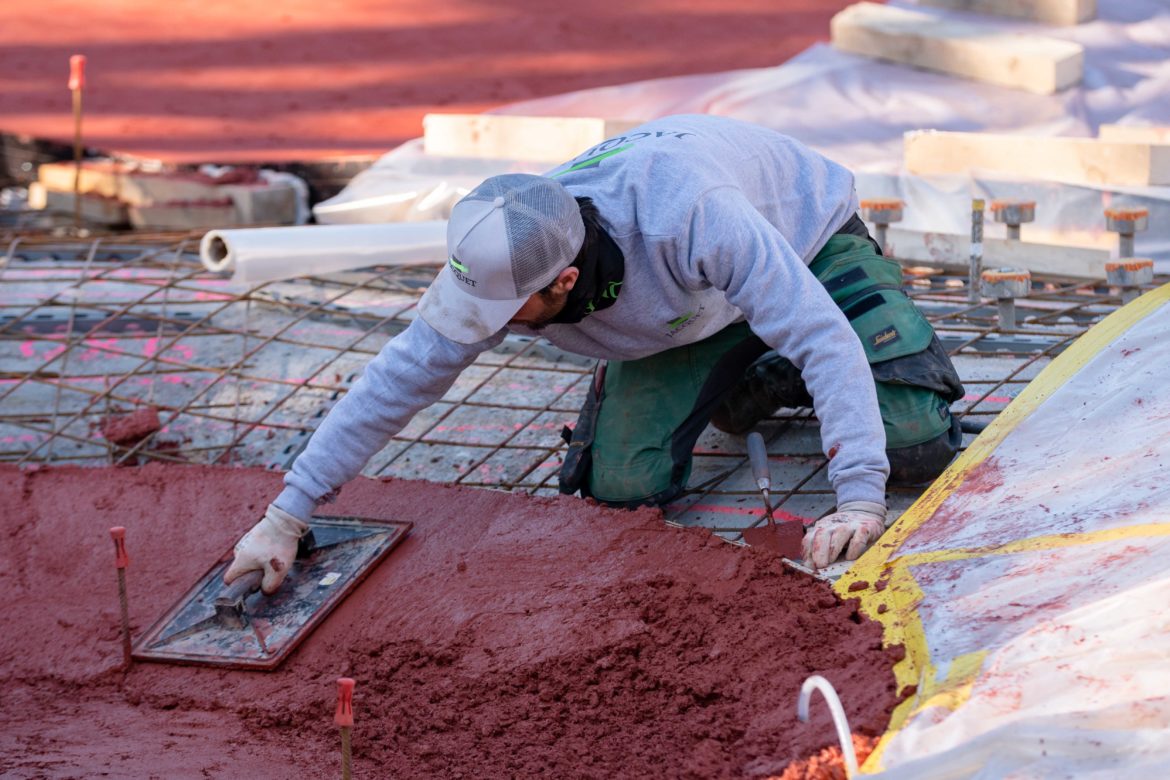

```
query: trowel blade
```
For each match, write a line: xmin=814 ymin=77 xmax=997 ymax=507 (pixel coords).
xmin=741 ymin=519 xmax=804 ymax=560
xmin=133 ymin=515 xmax=411 ymax=670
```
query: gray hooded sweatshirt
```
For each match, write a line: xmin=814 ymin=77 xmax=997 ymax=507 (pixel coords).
xmin=276 ymin=115 xmax=888 ymax=520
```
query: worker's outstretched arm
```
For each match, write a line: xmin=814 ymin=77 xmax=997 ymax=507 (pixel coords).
xmin=682 ymin=188 xmax=889 ymax=565
xmin=226 ymin=316 xmax=503 ymax=591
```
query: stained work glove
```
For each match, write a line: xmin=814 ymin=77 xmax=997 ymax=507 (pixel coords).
xmin=223 ymin=504 xmax=309 ymax=594
xmin=801 ymin=501 xmax=887 ymax=570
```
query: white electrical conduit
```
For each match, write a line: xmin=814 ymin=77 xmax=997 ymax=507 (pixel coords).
xmin=199 ymin=221 xmax=448 ymax=285
xmin=797 ymin=674 xmax=859 ymax=777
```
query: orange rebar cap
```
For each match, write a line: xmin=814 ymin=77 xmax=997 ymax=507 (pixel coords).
xmin=989 ymin=200 xmax=1036 ymax=211
xmin=981 ymin=269 xmax=1031 ymax=282
xmin=1105 ymin=259 xmax=1154 ymax=272
xmin=1104 ymin=207 xmax=1149 ymax=220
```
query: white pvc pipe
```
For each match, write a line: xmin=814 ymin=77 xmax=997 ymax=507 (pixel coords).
xmin=797 ymin=674 xmax=859 ymax=777
xmin=199 ymin=221 xmax=448 ymax=285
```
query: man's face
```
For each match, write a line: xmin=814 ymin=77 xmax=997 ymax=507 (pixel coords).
xmin=507 ymin=266 xmax=579 ymax=330
xmin=508 ymin=288 xmax=569 ymax=330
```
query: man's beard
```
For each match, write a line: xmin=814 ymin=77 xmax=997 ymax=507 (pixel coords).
xmin=527 ymin=290 xmax=568 ymax=330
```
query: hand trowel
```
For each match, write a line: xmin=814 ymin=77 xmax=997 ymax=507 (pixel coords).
xmin=133 ymin=515 xmax=412 ymax=670
xmin=740 ymin=431 xmax=805 ymax=559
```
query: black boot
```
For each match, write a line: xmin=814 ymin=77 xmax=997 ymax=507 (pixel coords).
xmin=711 ymin=352 xmax=814 ymax=435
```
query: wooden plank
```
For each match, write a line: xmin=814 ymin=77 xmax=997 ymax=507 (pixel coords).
xmin=884 ymin=226 xmax=1112 ymax=278
xmin=423 ymin=114 xmax=644 ymax=162
xmin=903 ymin=130 xmax=1170 ymax=186
xmin=912 ymin=0 xmax=1095 ymax=26
xmin=1098 ymin=124 xmax=1170 ymax=144
xmin=37 ymin=160 xmax=222 ymax=206
xmin=128 ymin=201 xmax=239 ymax=230
xmin=830 ymin=2 xmax=1084 ymax=94
xmin=27 ymin=182 xmax=128 ymax=225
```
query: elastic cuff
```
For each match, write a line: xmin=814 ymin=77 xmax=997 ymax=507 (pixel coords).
xmin=273 ymin=485 xmax=316 ymax=523
xmin=835 ymin=480 xmax=887 ymax=509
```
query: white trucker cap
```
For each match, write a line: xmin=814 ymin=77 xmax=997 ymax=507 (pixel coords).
xmin=418 ymin=174 xmax=586 ymax=344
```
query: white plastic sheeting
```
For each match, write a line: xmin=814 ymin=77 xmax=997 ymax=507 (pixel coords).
xmin=314 ymin=1 xmax=1170 ymax=267
xmin=839 ymin=284 xmax=1170 ymax=777
xmin=199 ymin=221 xmax=446 ymax=285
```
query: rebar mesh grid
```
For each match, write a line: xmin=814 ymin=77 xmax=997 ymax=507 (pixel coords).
xmin=2 ymin=231 xmax=1160 ymax=552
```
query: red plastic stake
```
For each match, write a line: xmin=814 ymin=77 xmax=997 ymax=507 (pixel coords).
xmin=68 ymin=54 xmax=87 ymax=231
xmin=335 ymin=677 xmax=355 ymax=727
xmin=110 ymin=527 xmax=132 ymax=669
xmin=336 ymin=677 xmax=355 ymax=779
xmin=68 ymin=54 xmax=86 ymax=91
xmin=110 ymin=526 xmax=129 ymax=569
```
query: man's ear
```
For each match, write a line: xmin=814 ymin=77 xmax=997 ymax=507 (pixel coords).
xmin=553 ymin=266 xmax=579 ymax=294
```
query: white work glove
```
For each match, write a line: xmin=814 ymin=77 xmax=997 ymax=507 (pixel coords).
xmin=801 ymin=501 xmax=887 ymax=570
xmin=223 ymin=504 xmax=309 ymax=594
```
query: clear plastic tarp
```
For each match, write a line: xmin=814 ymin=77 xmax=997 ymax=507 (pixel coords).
xmin=841 ymin=284 xmax=1170 ymax=777
xmin=315 ymin=0 xmax=1170 ymax=267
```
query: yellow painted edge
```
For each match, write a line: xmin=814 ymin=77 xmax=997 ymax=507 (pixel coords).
xmin=897 ymin=522 xmax=1170 ymax=568
xmin=846 ymin=283 xmax=1170 ymax=773
xmin=865 ymin=650 xmax=988 ymax=767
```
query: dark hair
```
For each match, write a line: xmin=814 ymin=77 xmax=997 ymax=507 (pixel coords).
xmin=540 ymin=196 xmax=604 ymax=295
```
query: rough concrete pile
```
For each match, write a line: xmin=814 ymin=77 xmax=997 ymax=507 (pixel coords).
xmin=0 ymin=464 xmax=904 ymax=777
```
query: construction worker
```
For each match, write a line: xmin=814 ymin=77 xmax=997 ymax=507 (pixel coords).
xmin=225 ymin=114 xmax=963 ymax=593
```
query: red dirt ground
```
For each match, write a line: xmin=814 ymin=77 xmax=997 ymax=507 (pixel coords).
xmin=0 ymin=0 xmax=861 ymax=162
xmin=0 ymin=464 xmax=902 ymax=778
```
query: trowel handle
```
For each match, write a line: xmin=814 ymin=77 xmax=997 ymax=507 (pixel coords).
xmin=747 ymin=432 xmax=771 ymax=490
xmin=219 ymin=570 xmax=263 ymax=604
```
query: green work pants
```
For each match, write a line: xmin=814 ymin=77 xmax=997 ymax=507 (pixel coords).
xmin=559 ymin=232 xmax=964 ymax=507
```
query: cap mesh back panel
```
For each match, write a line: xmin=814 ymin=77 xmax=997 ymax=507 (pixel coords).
xmin=463 ymin=174 xmax=578 ymax=297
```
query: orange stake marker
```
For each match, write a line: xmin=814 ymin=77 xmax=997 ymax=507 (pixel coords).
xmin=336 ymin=677 xmax=355 ymax=780
xmin=109 ymin=526 xmax=132 ymax=669
xmin=68 ymin=54 xmax=86 ymax=231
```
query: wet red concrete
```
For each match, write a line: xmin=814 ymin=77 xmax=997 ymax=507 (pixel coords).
xmin=0 ymin=0 xmax=862 ymax=162
xmin=99 ymin=406 xmax=161 ymax=446
xmin=0 ymin=464 xmax=901 ymax=777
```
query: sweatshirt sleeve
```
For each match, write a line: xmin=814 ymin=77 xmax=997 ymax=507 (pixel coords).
xmin=274 ymin=316 xmax=505 ymax=519
xmin=680 ymin=186 xmax=889 ymax=506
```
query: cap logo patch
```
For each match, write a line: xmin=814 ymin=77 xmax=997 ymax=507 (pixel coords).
xmin=449 ymin=256 xmax=476 ymax=287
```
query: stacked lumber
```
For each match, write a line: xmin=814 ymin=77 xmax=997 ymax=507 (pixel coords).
xmin=423 ymin=114 xmax=644 ymax=162
xmin=903 ymin=130 xmax=1170 ymax=187
xmin=1098 ymin=124 xmax=1170 ymax=144
xmin=31 ymin=160 xmax=300 ymax=229
xmin=885 ymin=226 xmax=1111 ymax=278
xmin=912 ymin=0 xmax=1095 ymax=26
xmin=830 ymin=2 xmax=1084 ymax=94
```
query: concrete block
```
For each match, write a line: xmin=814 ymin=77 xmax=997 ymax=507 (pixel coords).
xmin=37 ymin=160 xmax=223 ymax=206
xmin=423 ymin=113 xmax=644 ymax=162
xmin=221 ymin=182 xmax=300 ymax=225
xmin=912 ymin=0 xmax=1095 ymax=26
xmin=830 ymin=2 xmax=1084 ymax=94
xmin=1098 ymin=124 xmax=1170 ymax=144
xmin=27 ymin=182 xmax=128 ymax=225
xmin=885 ymin=226 xmax=1111 ymax=278
xmin=128 ymin=200 xmax=239 ymax=231
xmin=904 ymin=130 xmax=1170 ymax=186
